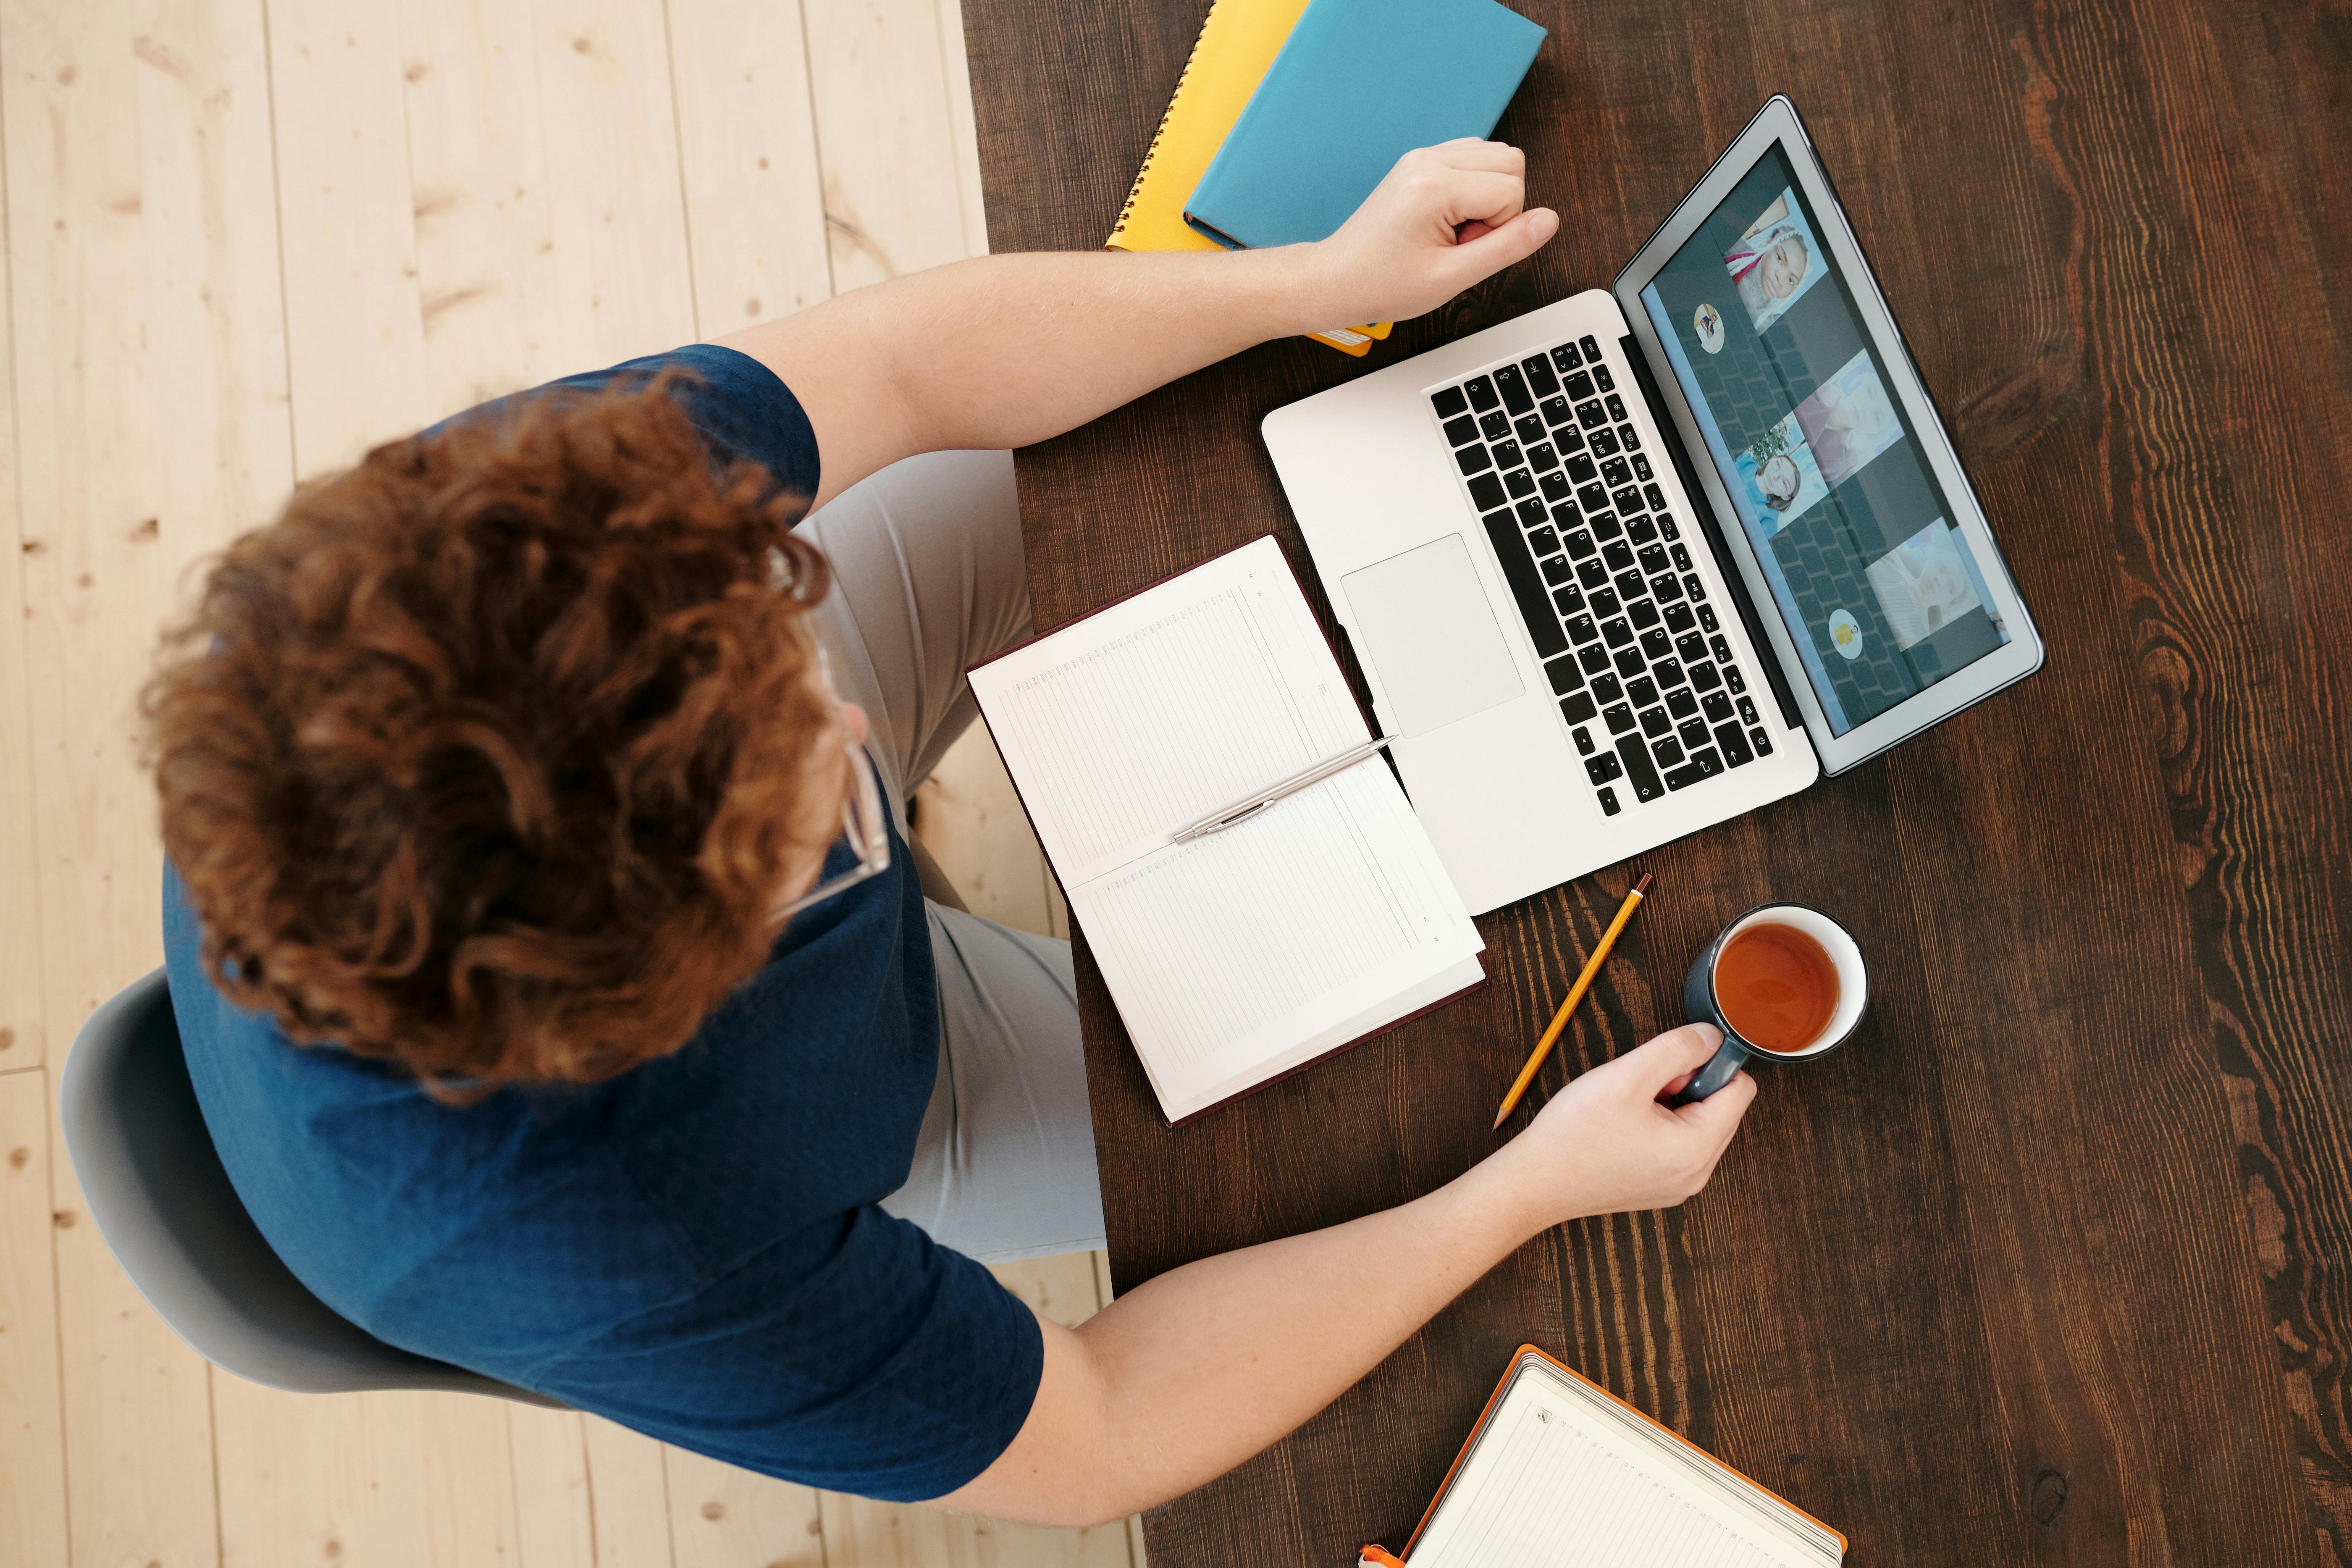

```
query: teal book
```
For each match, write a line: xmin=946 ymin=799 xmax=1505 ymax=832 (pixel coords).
xmin=1182 ymin=0 xmax=1546 ymax=250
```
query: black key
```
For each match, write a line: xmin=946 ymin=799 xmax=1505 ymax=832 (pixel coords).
xmin=1697 ymin=602 xmax=1720 ymax=631
xmin=1551 ymin=579 xmax=1583 ymax=612
xmin=1528 ymin=443 xmax=1559 ymax=474
xmin=1491 ymin=439 xmax=1522 ymax=469
xmin=1626 ymin=514 xmax=1659 ymax=546
xmin=1675 ymin=631 xmax=1708 ymax=664
xmin=1578 ymin=645 xmax=1612 ymax=675
xmin=1749 ymin=727 xmax=1774 ymax=757
xmin=1575 ymin=399 xmax=1607 ymax=430
xmin=1465 ymin=375 xmax=1498 ymax=411
xmin=1551 ymin=342 xmax=1582 ymax=373
xmin=1601 ymin=616 xmax=1633 ymax=649
xmin=1614 ymin=733 xmax=1664 ymax=802
xmin=1443 ymin=414 xmax=1478 ymax=446
xmin=1738 ymin=695 xmax=1759 ymax=727
xmin=1562 ymin=370 xmax=1596 ymax=402
xmin=1671 ymin=543 xmax=1693 ymax=572
xmin=1626 ymin=675 xmax=1659 ymax=709
xmin=1611 ymin=649 xmax=1643 ymax=683
xmin=1678 ymin=716 xmax=1713 ymax=750
xmin=1716 ymin=722 xmax=1754 ymax=768
xmin=1457 ymin=444 xmax=1493 ymax=476
xmin=1590 ymin=426 xmax=1622 ymax=459
xmin=1659 ymin=514 xmax=1680 ymax=541
xmin=1596 ymin=784 xmax=1621 ymax=816
xmin=1517 ymin=498 xmax=1547 ymax=529
xmin=1602 ymin=539 xmax=1634 ymax=573
xmin=1614 ymin=568 xmax=1647 ymax=601
xmin=1564 ymin=529 xmax=1596 ymax=560
xmin=1564 ymin=452 xmax=1599 ymax=486
xmin=1479 ymin=410 xmax=1512 ymax=442
xmin=1578 ymin=334 xmax=1601 ymax=361
xmin=1725 ymin=665 xmax=1747 ymax=695
xmin=1640 ymin=628 xmax=1672 ymax=662
xmin=1513 ymin=413 xmax=1546 ymax=446
xmin=1576 ymin=481 xmax=1610 ymax=513
xmin=1685 ymin=574 xmax=1709 ymax=604
xmin=1468 ymin=473 xmax=1507 ymax=512
xmin=1586 ymin=751 xmax=1622 ymax=785
xmin=1650 ymin=572 xmax=1682 ymax=605
xmin=1632 ymin=451 xmax=1653 ymax=478
xmin=1613 ymin=485 xmax=1645 ymax=515
xmin=1588 ymin=585 xmax=1621 ymax=618
xmin=1592 ymin=362 xmax=1615 ymax=393
xmin=1603 ymin=703 xmax=1636 ymax=735
xmin=1572 ymin=725 xmax=1595 ymax=755
xmin=1541 ymin=555 xmax=1574 ymax=587
xmin=1654 ymin=657 xmax=1685 ymax=689
xmin=1539 ymin=470 xmax=1573 ymax=503
xmin=1710 ymin=633 xmax=1734 ymax=665
xmin=1639 ymin=706 xmax=1672 ymax=738
xmin=1554 ymin=423 xmax=1586 ymax=454
xmin=1667 ymin=686 xmax=1699 ymax=719
xmin=1689 ymin=661 xmax=1723 ymax=693
xmin=1561 ymin=691 xmax=1597 ymax=725
xmin=1505 ymin=468 xmax=1537 ymax=499
xmin=1664 ymin=603 xmax=1697 ymax=634
xmin=1522 ymin=355 xmax=1560 ymax=397
xmin=1577 ymin=559 xmax=1609 ymax=591
xmin=1544 ymin=653 xmax=1583 ymax=695
xmin=1590 ymin=510 xmax=1625 ymax=542
xmin=1628 ymin=598 xmax=1660 ymax=630
xmin=1645 ymin=482 xmax=1669 ymax=513
xmin=1623 ymin=427 xmax=1645 ymax=455
xmin=1638 ymin=544 xmax=1670 ymax=576
xmin=1431 ymin=386 xmax=1468 ymax=418
xmin=1494 ymin=362 xmax=1534 ymax=415
xmin=1652 ymin=735 xmax=1685 ymax=768
xmin=1564 ymin=613 xmax=1597 ymax=645
xmin=1605 ymin=392 xmax=1627 ymax=421
xmin=1551 ymin=502 xmax=1583 ymax=531
xmin=1664 ymin=750 xmax=1723 ymax=791
xmin=1479 ymin=507 xmax=1568 ymax=658
xmin=1539 ymin=394 xmax=1574 ymax=428
xmin=1701 ymin=690 xmax=1735 ymax=725
xmin=1590 ymin=671 xmax=1623 ymax=704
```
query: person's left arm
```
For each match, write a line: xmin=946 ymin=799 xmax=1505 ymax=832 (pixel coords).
xmin=714 ymin=141 xmax=1556 ymax=510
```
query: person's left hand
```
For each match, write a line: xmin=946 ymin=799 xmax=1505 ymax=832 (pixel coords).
xmin=1304 ymin=140 xmax=1558 ymax=327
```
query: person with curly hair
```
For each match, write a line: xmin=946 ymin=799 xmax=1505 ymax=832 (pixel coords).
xmin=150 ymin=142 xmax=1755 ymax=1525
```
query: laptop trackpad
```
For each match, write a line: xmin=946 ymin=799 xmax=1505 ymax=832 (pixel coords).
xmin=1342 ymin=534 xmax=1525 ymax=738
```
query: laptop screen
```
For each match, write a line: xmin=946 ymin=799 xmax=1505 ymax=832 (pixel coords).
xmin=1638 ymin=145 xmax=2013 ymax=737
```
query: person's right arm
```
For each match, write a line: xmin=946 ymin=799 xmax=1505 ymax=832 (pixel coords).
xmin=931 ymin=1024 xmax=1758 ymax=1527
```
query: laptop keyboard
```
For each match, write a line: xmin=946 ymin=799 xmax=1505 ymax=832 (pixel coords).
xmin=1427 ymin=334 xmax=1774 ymax=817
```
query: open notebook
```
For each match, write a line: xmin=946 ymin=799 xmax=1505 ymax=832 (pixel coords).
xmin=1373 ymin=1347 xmax=1846 ymax=1567
xmin=968 ymin=535 xmax=1485 ymax=1124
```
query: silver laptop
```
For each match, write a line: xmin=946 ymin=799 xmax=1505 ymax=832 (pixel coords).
xmin=1263 ymin=97 xmax=2043 ymax=915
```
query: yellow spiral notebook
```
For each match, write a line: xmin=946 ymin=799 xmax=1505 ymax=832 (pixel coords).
xmin=1105 ymin=0 xmax=1392 ymax=356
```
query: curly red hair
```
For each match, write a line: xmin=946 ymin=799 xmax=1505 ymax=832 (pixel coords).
xmin=145 ymin=374 xmax=838 ymax=1093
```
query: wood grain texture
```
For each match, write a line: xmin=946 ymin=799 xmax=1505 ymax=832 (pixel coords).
xmin=0 ymin=1072 xmax=68 ymax=1567
xmin=960 ymin=0 xmax=2349 ymax=1563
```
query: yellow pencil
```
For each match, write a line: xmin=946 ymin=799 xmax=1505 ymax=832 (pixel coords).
xmin=1493 ymin=873 xmax=1653 ymax=1129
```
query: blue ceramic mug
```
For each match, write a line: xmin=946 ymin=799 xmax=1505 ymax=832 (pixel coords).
xmin=1670 ymin=903 xmax=1869 ymax=1105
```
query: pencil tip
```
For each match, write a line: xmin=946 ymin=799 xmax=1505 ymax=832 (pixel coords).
xmin=1491 ymin=1107 xmax=1509 ymax=1130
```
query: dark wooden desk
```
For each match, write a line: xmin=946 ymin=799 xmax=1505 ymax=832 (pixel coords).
xmin=958 ymin=4 xmax=2352 ymax=1563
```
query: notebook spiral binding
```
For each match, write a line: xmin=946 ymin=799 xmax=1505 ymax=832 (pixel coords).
xmin=1108 ymin=0 xmax=1227 ymax=242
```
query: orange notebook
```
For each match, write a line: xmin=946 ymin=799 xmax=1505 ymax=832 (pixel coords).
xmin=1361 ymin=1345 xmax=1845 ymax=1566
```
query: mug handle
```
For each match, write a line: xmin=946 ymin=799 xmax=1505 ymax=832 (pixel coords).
xmin=1667 ymin=1038 xmax=1748 ymax=1107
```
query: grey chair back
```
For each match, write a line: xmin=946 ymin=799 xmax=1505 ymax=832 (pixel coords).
xmin=57 ymin=967 xmax=562 ymax=1408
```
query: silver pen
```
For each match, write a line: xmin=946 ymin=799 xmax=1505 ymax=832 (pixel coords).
xmin=1170 ymin=736 xmax=1396 ymax=844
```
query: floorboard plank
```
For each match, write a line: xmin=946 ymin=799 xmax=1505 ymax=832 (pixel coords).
xmin=0 ymin=1072 xmax=68 ymax=1567
xmin=802 ymin=0 xmax=971 ymax=287
xmin=664 ymin=1444 xmax=826 ymax=1568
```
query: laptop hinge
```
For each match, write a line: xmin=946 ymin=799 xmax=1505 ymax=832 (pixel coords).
xmin=1619 ymin=333 xmax=1804 ymax=733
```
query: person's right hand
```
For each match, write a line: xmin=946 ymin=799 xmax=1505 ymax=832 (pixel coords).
xmin=1305 ymin=139 xmax=1558 ymax=328
xmin=1499 ymin=1024 xmax=1758 ymax=1231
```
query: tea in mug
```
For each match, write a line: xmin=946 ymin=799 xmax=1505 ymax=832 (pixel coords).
xmin=1714 ymin=922 xmax=1839 ymax=1055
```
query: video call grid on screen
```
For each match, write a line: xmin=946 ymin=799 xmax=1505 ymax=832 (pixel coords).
xmin=1641 ymin=146 xmax=2010 ymax=736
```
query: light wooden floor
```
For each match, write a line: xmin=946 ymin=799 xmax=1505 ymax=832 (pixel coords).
xmin=0 ymin=3 xmax=1130 ymax=1563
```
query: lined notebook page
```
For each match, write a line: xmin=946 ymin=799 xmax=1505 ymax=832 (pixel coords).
xmin=1410 ymin=1360 xmax=1843 ymax=1568
xmin=969 ymin=537 xmax=1483 ymax=1122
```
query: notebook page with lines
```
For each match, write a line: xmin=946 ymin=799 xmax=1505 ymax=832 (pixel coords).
xmin=1401 ymin=1350 xmax=1844 ymax=1568
xmin=969 ymin=536 xmax=1484 ymax=1124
